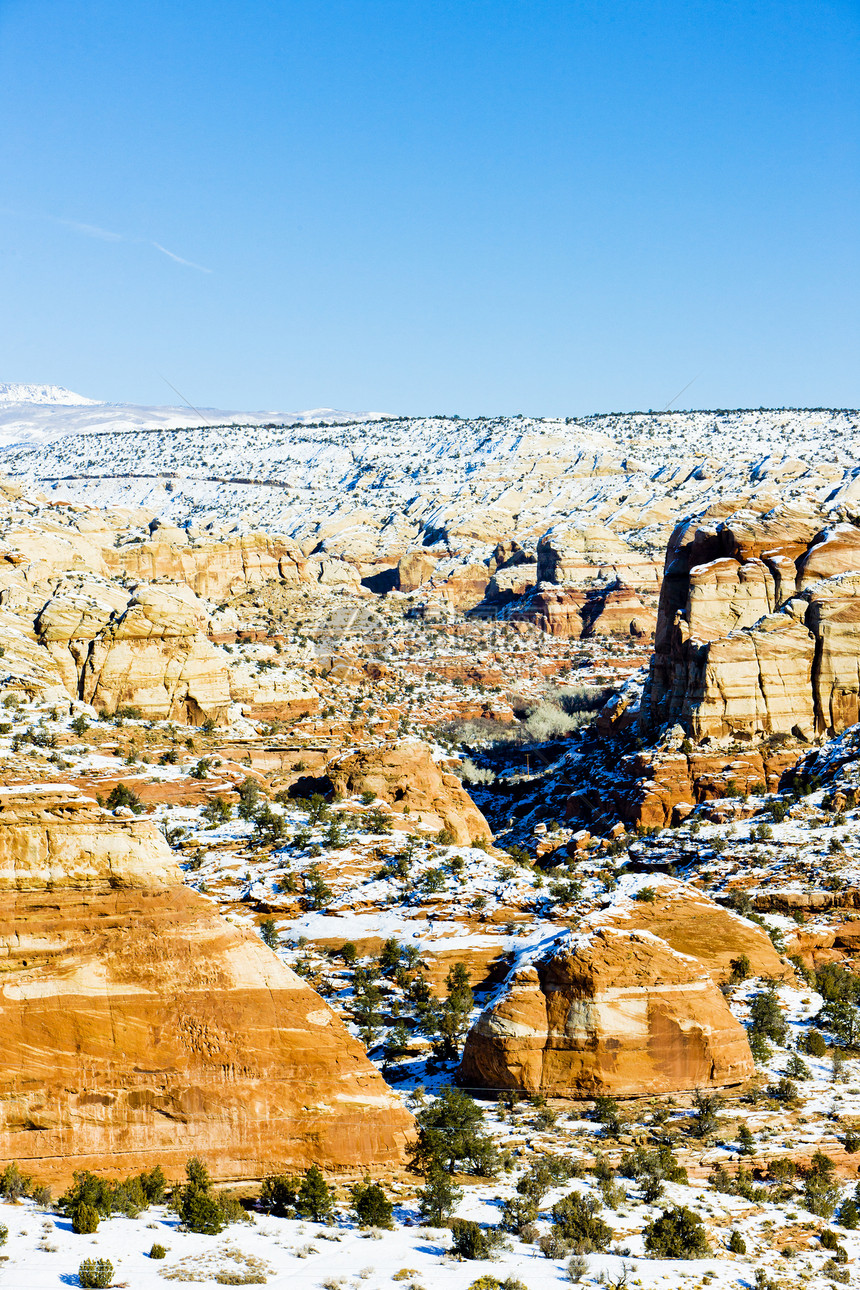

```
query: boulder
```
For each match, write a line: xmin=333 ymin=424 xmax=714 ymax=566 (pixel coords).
xmin=0 ymin=789 xmax=412 ymax=1186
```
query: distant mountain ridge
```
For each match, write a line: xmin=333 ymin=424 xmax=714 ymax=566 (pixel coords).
xmin=0 ymin=383 xmax=373 ymax=448
xmin=0 ymin=383 xmax=100 ymax=406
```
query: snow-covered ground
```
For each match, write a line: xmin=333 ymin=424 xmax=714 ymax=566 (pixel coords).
xmin=2 ymin=407 xmax=858 ymax=547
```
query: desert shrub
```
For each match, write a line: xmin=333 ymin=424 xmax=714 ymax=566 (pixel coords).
xmin=643 ymin=1206 xmax=709 ymax=1258
xmin=468 ymin=1278 xmax=527 ymax=1290
xmin=804 ymin=1151 xmax=841 ymax=1219
xmin=514 ymin=1155 xmax=575 ymax=1208
xmin=260 ymin=1172 xmax=299 ymax=1216
xmin=619 ymin=1144 xmax=687 ymax=1201
xmin=351 ymin=1176 xmax=394 ymax=1229
xmin=0 ymin=1225 xmax=6 ymax=1246
xmin=0 ymin=1161 xmax=31 ymax=1201
xmin=78 ymin=1260 xmax=114 ymax=1289
xmin=767 ymin=1076 xmax=801 ymax=1106
xmin=634 ymin=887 xmax=656 ymax=903
xmin=589 ymin=1095 xmax=622 ymax=1136
xmin=150 ymin=1242 xmax=167 ymax=1258
xmin=728 ymin=1229 xmax=747 ymax=1253
xmin=450 ymin=1218 xmax=507 ymax=1259
xmin=501 ymin=1195 xmax=539 ymax=1234
xmin=106 ymin=782 xmax=144 ymax=813
xmin=566 ymin=1254 xmax=589 ymax=1282
xmin=72 ymin=1203 xmax=100 ymax=1234
xmin=550 ymin=1192 xmax=612 ymax=1254
xmin=729 ymin=954 xmax=752 ymax=983
xmin=538 ymin=1231 xmax=571 ymax=1259
xmin=803 ymin=1028 xmax=828 ymax=1057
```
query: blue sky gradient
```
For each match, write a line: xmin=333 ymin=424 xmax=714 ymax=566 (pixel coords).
xmin=1 ymin=0 xmax=857 ymax=414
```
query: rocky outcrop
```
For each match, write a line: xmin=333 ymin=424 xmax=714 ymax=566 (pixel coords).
xmin=0 ymin=788 xmax=412 ymax=1186
xmin=36 ymin=584 xmax=234 ymax=723
xmin=536 ymin=523 xmax=659 ymax=589
xmin=326 ymin=741 xmax=493 ymax=845
xmin=643 ymin=508 xmax=860 ymax=741
xmin=514 ymin=582 xmax=656 ymax=639
xmin=107 ymin=528 xmax=312 ymax=599
xmin=32 ymin=582 xmax=320 ymax=724
xmin=458 ymin=880 xmax=759 ymax=1096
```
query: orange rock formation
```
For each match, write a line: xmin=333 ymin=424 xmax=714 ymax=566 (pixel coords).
xmin=0 ymin=789 xmax=412 ymax=1187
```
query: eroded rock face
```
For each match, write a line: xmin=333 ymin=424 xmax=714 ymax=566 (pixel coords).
xmin=643 ymin=509 xmax=860 ymax=740
xmin=0 ymin=790 xmax=412 ymax=1185
xmin=459 ymin=881 xmax=759 ymax=1096
xmin=326 ymin=740 xmax=493 ymax=845
xmin=37 ymin=584 xmax=234 ymax=723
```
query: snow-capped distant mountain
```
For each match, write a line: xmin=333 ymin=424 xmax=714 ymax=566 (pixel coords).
xmin=0 ymin=383 xmax=101 ymax=406
xmin=0 ymin=385 xmax=373 ymax=448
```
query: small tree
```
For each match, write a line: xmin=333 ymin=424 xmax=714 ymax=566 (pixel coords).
xmin=352 ymin=967 xmax=385 ymax=1048
xmin=297 ymin=1165 xmax=334 ymax=1223
xmin=804 ymin=1151 xmax=841 ymax=1219
xmin=691 ymin=1089 xmax=721 ymax=1139
xmin=259 ymin=918 xmax=279 ymax=950
xmin=417 ymin=1161 xmax=462 ymax=1225
xmin=304 ymin=863 xmax=333 ymax=910
xmin=202 ymin=795 xmax=232 ymax=826
xmin=550 ymin=1193 xmax=612 ymax=1254
xmin=237 ymin=777 xmax=262 ymax=820
xmin=408 ymin=1085 xmax=499 ymax=1177
xmin=749 ymin=988 xmax=787 ymax=1045
xmin=351 ymin=1176 xmax=394 ymax=1229
xmin=178 ymin=1155 xmax=223 ymax=1234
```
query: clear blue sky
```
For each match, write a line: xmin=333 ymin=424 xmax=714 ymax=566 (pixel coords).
xmin=1 ymin=0 xmax=857 ymax=415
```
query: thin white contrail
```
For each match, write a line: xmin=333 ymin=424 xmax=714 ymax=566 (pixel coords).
xmin=151 ymin=241 xmax=212 ymax=274
xmin=0 ymin=207 xmax=213 ymax=273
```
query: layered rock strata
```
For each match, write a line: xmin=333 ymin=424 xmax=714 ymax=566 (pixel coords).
xmin=459 ymin=881 xmax=762 ymax=1096
xmin=0 ymin=789 xmax=412 ymax=1186
xmin=643 ymin=509 xmax=860 ymax=740
xmin=326 ymin=741 xmax=493 ymax=846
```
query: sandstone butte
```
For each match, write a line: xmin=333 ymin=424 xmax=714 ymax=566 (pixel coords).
xmin=458 ymin=880 xmax=785 ymax=1097
xmin=324 ymin=740 xmax=493 ymax=847
xmin=642 ymin=507 xmax=860 ymax=742
xmin=0 ymin=787 xmax=413 ymax=1187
